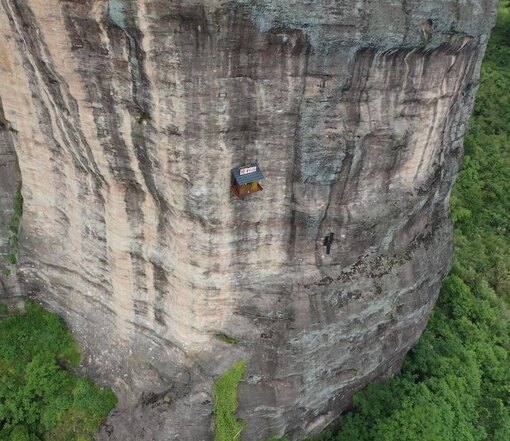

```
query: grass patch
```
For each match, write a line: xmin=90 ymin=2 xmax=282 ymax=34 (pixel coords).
xmin=213 ymin=360 xmax=246 ymax=441
xmin=0 ymin=301 xmax=117 ymax=440
xmin=214 ymin=332 xmax=240 ymax=345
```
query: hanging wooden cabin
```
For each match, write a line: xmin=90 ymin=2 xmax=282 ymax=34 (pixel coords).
xmin=231 ymin=163 xmax=265 ymax=198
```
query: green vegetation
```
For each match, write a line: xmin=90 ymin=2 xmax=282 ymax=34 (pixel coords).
xmin=5 ymin=188 xmax=23 ymax=266
xmin=288 ymin=5 xmax=510 ymax=441
xmin=0 ymin=301 xmax=117 ymax=441
xmin=137 ymin=111 xmax=151 ymax=124
xmin=335 ymin=274 xmax=509 ymax=441
xmin=213 ymin=360 xmax=246 ymax=441
xmin=214 ymin=332 xmax=240 ymax=345
xmin=450 ymin=3 xmax=510 ymax=303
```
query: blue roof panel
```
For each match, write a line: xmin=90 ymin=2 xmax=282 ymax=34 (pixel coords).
xmin=231 ymin=163 xmax=265 ymax=185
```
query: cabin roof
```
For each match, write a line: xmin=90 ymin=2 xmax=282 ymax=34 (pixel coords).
xmin=231 ymin=163 xmax=265 ymax=185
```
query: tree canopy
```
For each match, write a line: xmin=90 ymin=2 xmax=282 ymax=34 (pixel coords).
xmin=0 ymin=302 xmax=116 ymax=441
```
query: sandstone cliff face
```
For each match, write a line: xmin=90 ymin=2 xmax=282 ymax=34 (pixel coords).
xmin=0 ymin=97 xmax=21 ymax=299
xmin=0 ymin=1 xmax=497 ymax=440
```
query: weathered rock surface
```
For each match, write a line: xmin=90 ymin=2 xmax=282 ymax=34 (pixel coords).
xmin=0 ymin=1 xmax=497 ymax=440
xmin=0 ymin=97 xmax=21 ymax=299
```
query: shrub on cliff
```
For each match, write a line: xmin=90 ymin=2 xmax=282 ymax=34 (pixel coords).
xmin=0 ymin=302 xmax=117 ymax=441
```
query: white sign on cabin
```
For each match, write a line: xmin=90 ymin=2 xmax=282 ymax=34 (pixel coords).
xmin=240 ymin=166 xmax=257 ymax=175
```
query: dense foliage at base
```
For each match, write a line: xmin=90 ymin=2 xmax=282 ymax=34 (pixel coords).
xmin=213 ymin=360 xmax=246 ymax=441
xmin=0 ymin=302 xmax=117 ymax=441
xmin=280 ymin=5 xmax=510 ymax=441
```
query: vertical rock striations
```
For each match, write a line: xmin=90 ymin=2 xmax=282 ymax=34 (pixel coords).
xmin=0 ymin=97 xmax=21 ymax=299
xmin=0 ymin=1 xmax=498 ymax=439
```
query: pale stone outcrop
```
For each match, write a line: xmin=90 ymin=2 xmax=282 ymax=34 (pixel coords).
xmin=0 ymin=1 xmax=497 ymax=440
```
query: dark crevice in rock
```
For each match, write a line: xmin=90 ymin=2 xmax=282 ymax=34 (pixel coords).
xmin=0 ymin=97 xmax=21 ymax=300
xmin=287 ymin=31 xmax=311 ymax=260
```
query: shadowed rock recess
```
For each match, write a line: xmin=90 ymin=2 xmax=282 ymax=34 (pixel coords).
xmin=0 ymin=0 xmax=498 ymax=440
